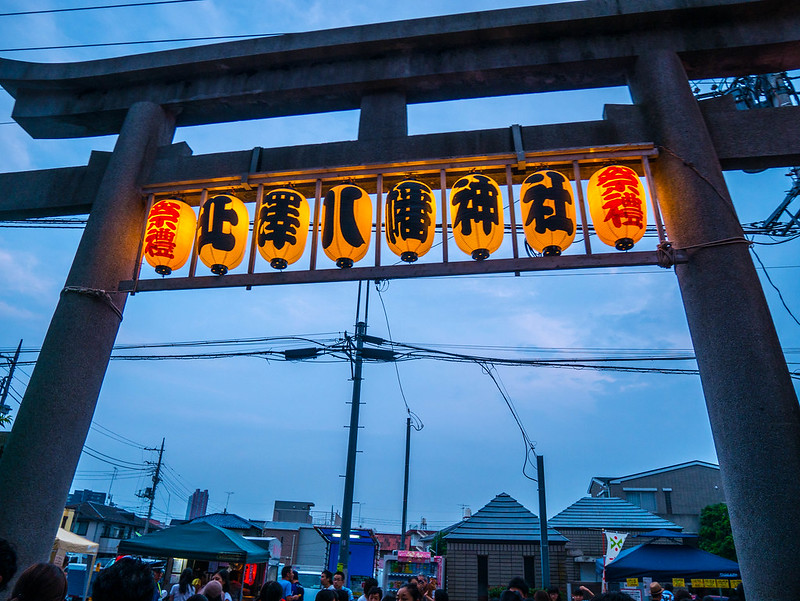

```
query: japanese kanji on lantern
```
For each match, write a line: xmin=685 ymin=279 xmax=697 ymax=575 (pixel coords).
xmin=255 ymin=188 xmax=310 ymax=270
xmin=587 ymin=165 xmax=648 ymax=251
xmin=142 ymin=198 xmax=197 ymax=276
xmin=196 ymin=193 xmax=250 ymax=275
xmin=385 ymin=180 xmax=436 ymax=263
xmin=449 ymin=174 xmax=504 ymax=260
xmin=519 ymin=170 xmax=576 ymax=256
xmin=321 ymin=184 xmax=373 ymax=268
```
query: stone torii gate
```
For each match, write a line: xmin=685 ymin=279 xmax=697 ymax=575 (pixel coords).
xmin=0 ymin=0 xmax=799 ymax=599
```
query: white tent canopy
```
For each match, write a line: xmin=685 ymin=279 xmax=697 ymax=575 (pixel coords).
xmin=53 ymin=527 xmax=99 ymax=555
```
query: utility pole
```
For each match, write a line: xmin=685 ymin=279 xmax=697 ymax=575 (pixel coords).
xmin=224 ymin=491 xmax=234 ymax=514
xmin=400 ymin=416 xmax=411 ymax=551
xmin=537 ymin=455 xmax=550 ymax=589
xmin=337 ymin=283 xmax=369 ymax=584
xmin=0 ymin=341 xmax=22 ymax=418
xmin=144 ymin=438 xmax=165 ymax=534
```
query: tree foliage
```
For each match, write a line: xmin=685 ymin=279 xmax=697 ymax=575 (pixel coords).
xmin=699 ymin=502 xmax=737 ymax=561
xmin=429 ymin=531 xmax=447 ymax=556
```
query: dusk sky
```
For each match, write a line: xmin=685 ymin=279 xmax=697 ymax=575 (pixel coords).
xmin=1 ymin=0 xmax=798 ymax=535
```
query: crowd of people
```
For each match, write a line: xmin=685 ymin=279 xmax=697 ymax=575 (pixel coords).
xmin=0 ymin=538 xmax=745 ymax=601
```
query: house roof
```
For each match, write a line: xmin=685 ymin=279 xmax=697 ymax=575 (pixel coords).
xmin=442 ymin=493 xmax=567 ymax=542
xmin=374 ymin=532 xmax=402 ymax=552
xmin=190 ymin=512 xmax=261 ymax=531
xmin=261 ymin=520 xmax=318 ymax=531
xmin=588 ymin=461 xmax=720 ymax=494
xmin=67 ymin=501 xmax=148 ymax=528
xmin=548 ymin=497 xmax=683 ymax=530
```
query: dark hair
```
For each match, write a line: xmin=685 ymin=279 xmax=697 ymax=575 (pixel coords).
xmin=533 ymin=592 xmax=550 ymax=601
xmin=363 ymin=578 xmax=379 ymax=592
xmin=434 ymin=590 xmax=449 ymax=601
xmin=215 ymin=569 xmax=231 ymax=592
xmin=398 ymin=584 xmax=423 ymax=601
xmin=547 ymin=588 xmax=562 ymax=601
xmin=9 ymin=562 xmax=67 ymax=601
xmin=0 ymin=538 xmax=17 ymax=593
xmin=93 ymin=557 xmax=155 ymax=601
xmin=316 ymin=590 xmax=338 ymax=601
xmin=260 ymin=581 xmax=285 ymax=601
xmin=322 ymin=570 xmax=333 ymax=583
xmin=179 ymin=567 xmax=194 ymax=594
xmin=334 ymin=571 xmax=345 ymax=580
xmin=367 ymin=587 xmax=384 ymax=599
xmin=282 ymin=565 xmax=294 ymax=579
xmin=187 ymin=596 xmax=208 ymax=601
xmin=592 ymin=594 xmax=635 ymax=601
xmin=508 ymin=578 xmax=529 ymax=596
xmin=673 ymin=590 xmax=692 ymax=601
xmin=381 ymin=595 xmax=397 ymax=601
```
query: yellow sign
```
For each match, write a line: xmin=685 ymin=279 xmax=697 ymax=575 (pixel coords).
xmin=691 ymin=579 xmax=705 ymax=588
xmin=716 ymin=580 xmax=730 ymax=588
xmin=730 ymin=580 xmax=742 ymax=589
xmin=672 ymin=578 xmax=685 ymax=588
xmin=703 ymin=579 xmax=717 ymax=588
xmin=626 ymin=578 xmax=639 ymax=587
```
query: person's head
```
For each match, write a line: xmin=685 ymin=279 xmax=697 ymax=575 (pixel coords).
xmin=571 ymin=590 xmax=585 ymax=601
xmin=316 ymin=589 xmax=338 ymax=601
xmin=367 ymin=587 xmax=384 ymax=601
xmin=591 ymin=594 xmax=636 ymax=601
xmin=673 ymin=589 xmax=692 ymax=601
xmin=333 ymin=571 xmax=345 ymax=590
xmin=650 ymin=582 xmax=663 ymax=601
xmin=203 ymin=580 xmax=224 ymax=601
xmin=178 ymin=567 xmax=194 ymax=594
xmin=433 ymin=590 xmax=449 ymax=601
xmin=0 ymin=539 xmax=17 ymax=593
xmin=397 ymin=583 xmax=423 ymax=601
xmin=362 ymin=577 xmax=379 ymax=594
xmin=336 ymin=590 xmax=350 ymax=601
xmin=508 ymin=577 xmax=529 ymax=599
xmin=293 ymin=570 xmax=300 ymax=584
xmin=151 ymin=564 xmax=164 ymax=582
xmin=321 ymin=570 xmax=333 ymax=587
xmin=9 ymin=562 xmax=67 ymax=601
xmin=500 ymin=590 xmax=523 ymax=601
xmin=533 ymin=592 xmax=550 ymax=601
xmin=547 ymin=587 xmax=562 ymax=601
xmin=381 ymin=595 xmax=397 ymax=601
xmin=214 ymin=569 xmax=231 ymax=592
xmin=428 ymin=578 xmax=438 ymax=591
xmin=416 ymin=576 xmax=427 ymax=593
xmin=260 ymin=580 xmax=285 ymax=601
xmin=282 ymin=565 xmax=294 ymax=580
xmin=93 ymin=557 xmax=156 ymax=601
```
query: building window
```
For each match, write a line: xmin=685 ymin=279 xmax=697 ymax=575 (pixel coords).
xmin=477 ymin=555 xmax=488 ymax=601
xmin=626 ymin=491 xmax=657 ymax=513
xmin=73 ymin=521 xmax=89 ymax=536
xmin=664 ymin=490 xmax=673 ymax=514
xmin=523 ymin=555 xmax=536 ymax=588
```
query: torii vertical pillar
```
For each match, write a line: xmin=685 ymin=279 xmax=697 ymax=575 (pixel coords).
xmin=628 ymin=50 xmax=800 ymax=599
xmin=0 ymin=102 xmax=175 ymax=594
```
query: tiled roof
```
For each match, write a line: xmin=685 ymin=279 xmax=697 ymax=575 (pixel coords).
xmin=374 ymin=532 xmax=402 ymax=552
xmin=191 ymin=512 xmax=261 ymax=531
xmin=548 ymin=497 xmax=682 ymax=530
xmin=68 ymin=501 xmax=147 ymax=527
xmin=588 ymin=461 xmax=720 ymax=493
xmin=442 ymin=493 xmax=567 ymax=542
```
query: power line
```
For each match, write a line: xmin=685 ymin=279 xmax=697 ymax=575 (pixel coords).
xmin=0 ymin=0 xmax=203 ymax=18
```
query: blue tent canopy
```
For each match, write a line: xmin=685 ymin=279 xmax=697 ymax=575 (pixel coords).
xmin=601 ymin=543 xmax=740 ymax=581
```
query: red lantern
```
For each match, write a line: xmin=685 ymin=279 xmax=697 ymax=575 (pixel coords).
xmin=142 ymin=199 xmax=196 ymax=276
xmin=587 ymin=165 xmax=647 ymax=251
xmin=519 ymin=170 xmax=576 ymax=256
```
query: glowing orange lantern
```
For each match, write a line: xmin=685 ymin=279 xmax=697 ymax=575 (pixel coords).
xmin=142 ymin=199 xmax=196 ymax=275
xmin=196 ymin=194 xmax=249 ymax=275
xmin=321 ymin=184 xmax=372 ymax=268
xmin=385 ymin=180 xmax=436 ymax=263
xmin=255 ymin=188 xmax=310 ymax=270
xmin=449 ymin=174 xmax=503 ymax=260
xmin=519 ymin=170 xmax=576 ymax=256
xmin=587 ymin=165 xmax=647 ymax=250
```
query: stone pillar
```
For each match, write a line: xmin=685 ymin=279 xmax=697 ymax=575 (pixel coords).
xmin=358 ymin=91 xmax=408 ymax=141
xmin=627 ymin=50 xmax=800 ymax=599
xmin=0 ymin=102 xmax=175 ymax=595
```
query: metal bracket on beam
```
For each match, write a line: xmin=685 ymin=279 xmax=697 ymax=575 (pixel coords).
xmin=511 ymin=124 xmax=526 ymax=170
xmin=240 ymin=147 xmax=262 ymax=190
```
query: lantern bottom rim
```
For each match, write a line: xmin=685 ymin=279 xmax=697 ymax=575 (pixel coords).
xmin=542 ymin=245 xmax=562 ymax=257
xmin=210 ymin=264 xmax=229 ymax=275
xmin=471 ymin=249 xmax=490 ymax=261
xmin=336 ymin=258 xmax=354 ymax=269
xmin=615 ymin=238 xmax=635 ymax=251
xmin=154 ymin=265 xmax=173 ymax=276
xmin=270 ymin=258 xmax=289 ymax=270
xmin=400 ymin=252 xmax=419 ymax=263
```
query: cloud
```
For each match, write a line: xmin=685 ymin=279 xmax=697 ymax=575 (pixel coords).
xmin=0 ymin=246 xmax=53 ymax=296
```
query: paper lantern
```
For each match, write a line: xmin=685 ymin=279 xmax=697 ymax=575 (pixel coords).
xmin=196 ymin=194 xmax=249 ymax=275
xmin=385 ymin=180 xmax=436 ymax=263
xmin=142 ymin=199 xmax=196 ymax=275
xmin=519 ymin=170 xmax=576 ymax=256
xmin=255 ymin=188 xmax=310 ymax=270
xmin=587 ymin=165 xmax=647 ymax=250
xmin=449 ymin=174 xmax=503 ymax=260
xmin=321 ymin=184 xmax=372 ymax=268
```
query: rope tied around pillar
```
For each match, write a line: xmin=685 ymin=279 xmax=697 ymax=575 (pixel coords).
xmin=656 ymin=241 xmax=675 ymax=268
xmin=61 ymin=286 xmax=124 ymax=322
